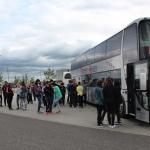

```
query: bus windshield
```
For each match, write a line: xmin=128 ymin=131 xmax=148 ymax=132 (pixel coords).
xmin=139 ymin=20 xmax=150 ymax=59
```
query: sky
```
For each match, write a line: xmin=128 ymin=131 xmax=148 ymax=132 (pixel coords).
xmin=0 ymin=0 xmax=150 ymax=81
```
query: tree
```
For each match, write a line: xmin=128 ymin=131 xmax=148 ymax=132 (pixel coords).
xmin=0 ymin=72 xmax=3 ymax=84
xmin=30 ymin=77 xmax=35 ymax=83
xmin=44 ymin=68 xmax=55 ymax=80
xmin=14 ymin=76 xmax=21 ymax=85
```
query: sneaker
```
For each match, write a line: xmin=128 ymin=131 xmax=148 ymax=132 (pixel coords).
xmin=98 ymin=124 xmax=103 ymax=127
xmin=111 ymin=125 xmax=116 ymax=128
xmin=56 ymin=110 xmax=61 ymax=113
xmin=115 ymin=121 xmax=122 ymax=125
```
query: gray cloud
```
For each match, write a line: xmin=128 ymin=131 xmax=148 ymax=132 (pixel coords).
xmin=0 ymin=0 xmax=149 ymax=81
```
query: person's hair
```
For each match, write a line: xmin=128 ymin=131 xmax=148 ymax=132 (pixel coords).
xmin=106 ymin=78 xmax=113 ymax=86
xmin=97 ymin=80 xmax=102 ymax=87
xmin=35 ymin=79 xmax=40 ymax=85
xmin=78 ymin=82 xmax=81 ymax=85
xmin=21 ymin=81 xmax=26 ymax=87
xmin=50 ymin=79 xmax=53 ymax=83
xmin=69 ymin=80 xmax=73 ymax=83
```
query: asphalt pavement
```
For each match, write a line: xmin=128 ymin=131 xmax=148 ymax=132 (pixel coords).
xmin=0 ymin=113 xmax=150 ymax=150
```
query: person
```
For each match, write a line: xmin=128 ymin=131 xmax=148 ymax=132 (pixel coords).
xmin=82 ymin=80 xmax=87 ymax=106
xmin=68 ymin=80 xmax=77 ymax=107
xmin=95 ymin=80 xmax=104 ymax=126
xmin=6 ymin=83 xmax=14 ymax=110
xmin=31 ymin=83 xmax=36 ymax=101
xmin=66 ymin=80 xmax=72 ymax=104
xmin=16 ymin=83 xmax=21 ymax=109
xmin=42 ymin=81 xmax=47 ymax=106
xmin=19 ymin=82 xmax=28 ymax=110
xmin=103 ymin=78 xmax=116 ymax=128
xmin=0 ymin=84 xmax=3 ymax=106
xmin=2 ymin=81 xmax=8 ymax=106
xmin=60 ymin=82 xmax=66 ymax=105
xmin=76 ymin=82 xmax=84 ymax=108
xmin=27 ymin=85 xmax=33 ymax=104
xmin=114 ymin=81 xmax=123 ymax=124
xmin=52 ymin=82 xmax=62 ymax=113
xmin=34 ymin=79 xmax=43 ymax=113
xmin=44 ymin=81 xmax=54 ymax=113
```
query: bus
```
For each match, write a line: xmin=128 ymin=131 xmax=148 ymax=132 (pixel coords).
xmin=71 ymin=17 xmax=150 ymax=123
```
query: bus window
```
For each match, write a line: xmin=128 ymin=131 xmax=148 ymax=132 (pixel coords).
xmin=139 ymin=20 xmax=150 ymax=59
xmin=123 ymin=23 xmax=138 ymax=64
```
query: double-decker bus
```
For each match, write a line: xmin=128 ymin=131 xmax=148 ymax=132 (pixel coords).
xmin=71 ymin=18 xmax=150 ymax=123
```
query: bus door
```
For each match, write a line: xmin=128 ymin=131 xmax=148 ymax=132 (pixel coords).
xmin=127 ymin=63 xmax=136 ymax=116
xmin=134 ymin=62 xmax=150 ymax=123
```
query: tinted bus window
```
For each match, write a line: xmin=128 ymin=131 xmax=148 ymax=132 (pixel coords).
xmin=139 ymin=20 xmax=150 ymax=59
xmin=86 ymin=49 xmax=94 ymax=65
xmin=123 ymin=24 xmax=138 ymax=64
xmin=106 ymin=31 xmax=122 ymax=57
xmin=94 ymin=42 xmax=106 ymax=62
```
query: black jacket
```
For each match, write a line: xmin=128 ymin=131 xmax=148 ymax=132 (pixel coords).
xmin=44 ymin=86 xmax=54 ymax=98
xmin=103 ymin=84 xmax=116 ymax=105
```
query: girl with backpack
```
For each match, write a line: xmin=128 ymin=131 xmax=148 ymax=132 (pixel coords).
xmin=52 ymin=82 xmax=62 ymax=113
xmin=19 ymin=82 xmax=28 ymax=110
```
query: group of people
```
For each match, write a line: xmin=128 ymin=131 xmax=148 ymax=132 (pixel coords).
xmin=0 ymin=78 xmax=123 ymax=128
xmin=0 ymin=79 xmax=66 ymax=113
xmin=95 ymin=78 xmax=123 ymax=128
xmin=67 ymin=80 xmax=87 ymax=108
xmin=0 ymin=81 xmax=14 ymax=110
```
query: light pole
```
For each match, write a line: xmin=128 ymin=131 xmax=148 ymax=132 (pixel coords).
xmin=7 ymin=67 xmax=9 ymax=82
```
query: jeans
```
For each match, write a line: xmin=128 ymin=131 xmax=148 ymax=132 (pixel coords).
xmin=97 ymin=105 xmax=105 ymax=125
xmin=20 ymin=98 xmax=27 ymax=110
xmin=36 ymin=96 xmax=42 ymax=112
xmin=53 ymin=101 xmax=61 ymax=112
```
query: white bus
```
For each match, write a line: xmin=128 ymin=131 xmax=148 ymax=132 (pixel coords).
xmin=71 ymin=18 xmax=150 ymax=123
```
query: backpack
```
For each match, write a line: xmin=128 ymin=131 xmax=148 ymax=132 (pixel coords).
xmin=19 ymin=87 xmax=27 ymax=98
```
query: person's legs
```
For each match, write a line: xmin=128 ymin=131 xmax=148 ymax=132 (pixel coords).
xmin=37 ymin=96 xmax=42 ymax=112
xmin=45 ymin=98 xmax=48 ymax=112
xmin=49 ymin=97 xmax=53 ymax=113
xmin=9 ymin=96 xmax=13 ymax=109
xmin=97 ymin=105 xmax=101 ymax=125
xmin=3 ymin=94 xmax=7 ymax=106
xmin=101 ymin=106 xmax=107 ymax=122
xmin=83 ymin=94 xmax=87 ymax=106
xmin=62 ymin=94 xmax=65 ymax=105
xmin=0 ymin=95 xmax=2 ymax=106
xmin=116 ymin=105 xmax=121 ymax=123
xmin=7 ymin=96 xmax=10 ymax=109
xmin=24 ymin=98 xmax=27 ymax=110
xmin=16 ymin=95 xmax=19 ymax=109
xmin=20 ymin=98 xmax=23 ymax=110
xmin=69 ymin=94 xmax=73 ymax=107
xmin=111 ymin=112 xmax=115 ymax=126
xmin=56 ymin=101 xmax=61 ymax=112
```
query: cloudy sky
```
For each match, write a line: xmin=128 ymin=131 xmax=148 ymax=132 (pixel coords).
xmin=0 ymin=0 xmax=149 ymax=81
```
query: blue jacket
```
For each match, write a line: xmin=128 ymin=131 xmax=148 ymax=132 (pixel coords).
xmin=95 ymin=87 xmax=104 ymax=105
